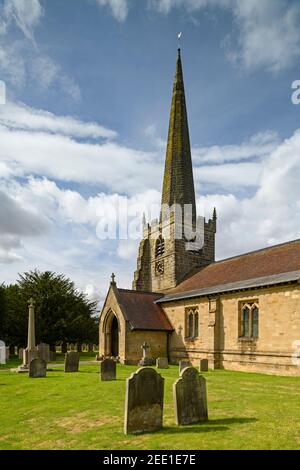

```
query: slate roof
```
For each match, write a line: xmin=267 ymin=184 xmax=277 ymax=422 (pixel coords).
xmin=158 ymin=239 xmax=300 ymax=302
xmin=115 ymin=288 xmax=173 ymax=331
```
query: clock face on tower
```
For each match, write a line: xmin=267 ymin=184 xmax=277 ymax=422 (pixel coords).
xmin=155 ymin=260 xmax=164 ymax=276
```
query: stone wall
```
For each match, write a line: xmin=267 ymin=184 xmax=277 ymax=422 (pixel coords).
xmin=163 ymin=283 xmax=300 ymax=376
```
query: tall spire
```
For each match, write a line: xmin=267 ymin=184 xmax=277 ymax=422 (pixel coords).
xmin=161 ymin=48 xmax=196 ymax=225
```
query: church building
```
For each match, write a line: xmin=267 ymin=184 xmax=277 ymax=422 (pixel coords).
xmin=99 ymin=50 xmax=300 ymax=376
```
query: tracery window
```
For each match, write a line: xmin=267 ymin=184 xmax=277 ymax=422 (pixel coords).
xmin=185 ymin=308 xmax=199 ymax=339
xmin=240 ymin=302 xmax=259 ymax=339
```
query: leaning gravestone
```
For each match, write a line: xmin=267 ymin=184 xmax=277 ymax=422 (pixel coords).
xmin=173 ymin=367 xmax=208 ymax=425
xmin=124 ymin=367 xmax=164 ymax=435
xmin=0 ymin=340 xmax=6 ymax=365
xmin=37 ymin=343 xmax=50 ymax=363
xmin=179 ymin=360 xmax=192 ymax=373
xmin=200 ymin=359 xmax=209 ymax=372
xmin=156 ymin=357 xmax=169 ymax=369
xmin=29 ymin=358 xmax=47 ymax=378
xmin=100 ymin=358 xmax=116 ymax=381
xmin=64 ymin=352 xmax=80 ymax=372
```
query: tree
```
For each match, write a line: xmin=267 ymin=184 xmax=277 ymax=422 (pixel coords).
xmin=2 ymin=271 xmax=98 ymax=348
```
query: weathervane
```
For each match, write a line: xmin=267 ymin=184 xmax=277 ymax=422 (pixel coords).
xmin=178 ymin=32 xmax=182 ymax=49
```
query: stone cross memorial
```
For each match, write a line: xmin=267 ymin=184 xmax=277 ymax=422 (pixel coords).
xmin=179 ymin=360 xmax=192 ymax=373
xmin=100 ymin=358 xmax=116 ymax=381
xmin=64 ymin=351 xmax=80 ymax=372
xmin=124 ymin=367 xmax=164 ymax=435
xmin=156 ymin=357 xmax=169 ymax=369
xmin=138 ymin=342 xmax=155 ymax=366
xmin=29 ymin=358 xmax=47 ymax=378
xmin=19 ymin=298 xmax=38 ymax=372
xmin=173 ymin=367 xmax=208 ymax=425
xmin=0 ymin=340 xmax=6 ymax=365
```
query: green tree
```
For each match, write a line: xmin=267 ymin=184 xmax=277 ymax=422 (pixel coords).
xmin=2 ymin=271 xmax=98 ymax=348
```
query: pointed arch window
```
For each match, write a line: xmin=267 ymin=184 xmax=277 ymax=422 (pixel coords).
xmin=155 ymin=236 xmax=165 ymax=258
xmin=185 ymin=308 xmax=199 ymax=339
xmin=240 ymin=302 xmax=259 ymax=339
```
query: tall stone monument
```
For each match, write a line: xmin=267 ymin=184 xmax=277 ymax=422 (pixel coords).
xmin=18 ymin=298 xmax=38 ymax=372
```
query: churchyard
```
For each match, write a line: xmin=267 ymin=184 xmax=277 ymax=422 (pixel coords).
xmin=0 ymin=362 xmax=300 ymax=450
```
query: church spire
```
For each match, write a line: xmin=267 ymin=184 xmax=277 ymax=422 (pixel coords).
xmin=161 ymin=48 xmax=196 ymax=225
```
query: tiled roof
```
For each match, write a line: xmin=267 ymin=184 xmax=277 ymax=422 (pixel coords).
xmin=115 ymin=288 xmax=173 ymax=331
xmin=162 ymin=239 xmax=300 ymax=300
xmin=158 ymin=270 xmax=300 ymax=303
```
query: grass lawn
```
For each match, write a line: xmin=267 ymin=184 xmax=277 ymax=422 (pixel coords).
xmin=0 ymin=364 xmax=299 ymax=450
xmin=0 ymin=352 xmax=97 ymax=370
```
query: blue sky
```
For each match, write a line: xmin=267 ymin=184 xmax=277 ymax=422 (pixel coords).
xmin=1 ymin=0 xmax=300 ymax=304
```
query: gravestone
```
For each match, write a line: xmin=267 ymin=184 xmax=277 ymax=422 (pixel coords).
xmin=200 ymin=359 xmax=209 ymax=372
xmin=156 ymin=357 xmax=169 ymax=369
xmin=18 ymin=348 xmax=24 ymax=360
xmin=49 ymin=351 xmax=56 ymax=361
xmin=179 ymin=360 xmax=192 ymax=373
xmin=0 ymin=340 xmax=6 ymax=364
xmin=5 ymin=347 xmax=10 ymax=361
xmin=124 ymin=367 xmax=164 ymax=435
xmin=100 ymin=358 xmax=116 ymax=381
xmin=138 ymin=342 xmax=155 ymax=366
xmin=88 ymin=344 xmax=94 ymax=353
xmin=37 ymin=343 xmax=50 ymax=363
xmin=29 ymin=358 xmax=47 ymax=378
xmin=64 ymin=351 xmax=80 ymax=372
xmin=173 ymin=367 xmax=208 ymax=425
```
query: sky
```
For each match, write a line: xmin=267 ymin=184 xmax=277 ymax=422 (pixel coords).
xmin=1 ymin=0 xmax=300 ymax=306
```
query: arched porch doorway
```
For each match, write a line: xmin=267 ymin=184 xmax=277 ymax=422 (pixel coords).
xmin=103 ymin=310 xmax=119 ymax=357
xmin=111 ymin=316 xmax=119 ymax=357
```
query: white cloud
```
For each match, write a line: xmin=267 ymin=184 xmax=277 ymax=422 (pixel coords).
xmin=94 ymin=0 xmax=129 ymax=22
xmin=3 ymin=0 xmax=43 ymax=44
xmin=150 ymin=0 xmax=300 ymax=72
xmin=0 ymin=0 xmax=81 ymax=100
xmin=0 ymin=102 xmax=117 ymax=140
xmin=193 ymin=131 xmax=279 ymax=164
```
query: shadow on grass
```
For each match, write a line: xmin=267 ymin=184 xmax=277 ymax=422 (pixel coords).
xmin=208 ymin=417 xmax=257 ymax=426
xmin=162 ymin=417 xmax=257 ymax=435
xmin=162 ymin=425 xmax=229 ymax=434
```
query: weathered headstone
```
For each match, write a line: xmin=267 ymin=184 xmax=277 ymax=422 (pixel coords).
xmin=138 ymin=342 xmax=155 ymax=366
xmin=124 ymin=367 xmax=164 ymax=435
xmin=49 ymin=351 xmax=56 ymax=361
xmin=64 ymin=351 xmax=80 ymax=372
xmin=18 ymin=348 xmax=24 ymax=360
xmin=0 ymin=340 xmax=6 ymax=365
xmin=199 ymin=359 xmax=209 ymax=372
xmin=5 ymin=347 xmax=10 ymax=362
xmin=29 ymin=358 xmax=47 ymax=378
xmin=173 ymin=367 xmax=208 ymax=425
xmin=100 ymin=358 xmax=116 ymax=381
xmin=179 ymin=360 xmax=192 ymax=373
xmin=156 ymin=357 xmax=169 ymax=369
xmin=37 ymin=343 xmax=50 ymax=363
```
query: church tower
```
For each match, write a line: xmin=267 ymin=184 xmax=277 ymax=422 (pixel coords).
xmin=133 ymin=49 xmax=216 ymax=293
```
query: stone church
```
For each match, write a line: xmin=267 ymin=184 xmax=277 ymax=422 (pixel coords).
xmin=99 ymin=50 xmax=300 ymax=376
